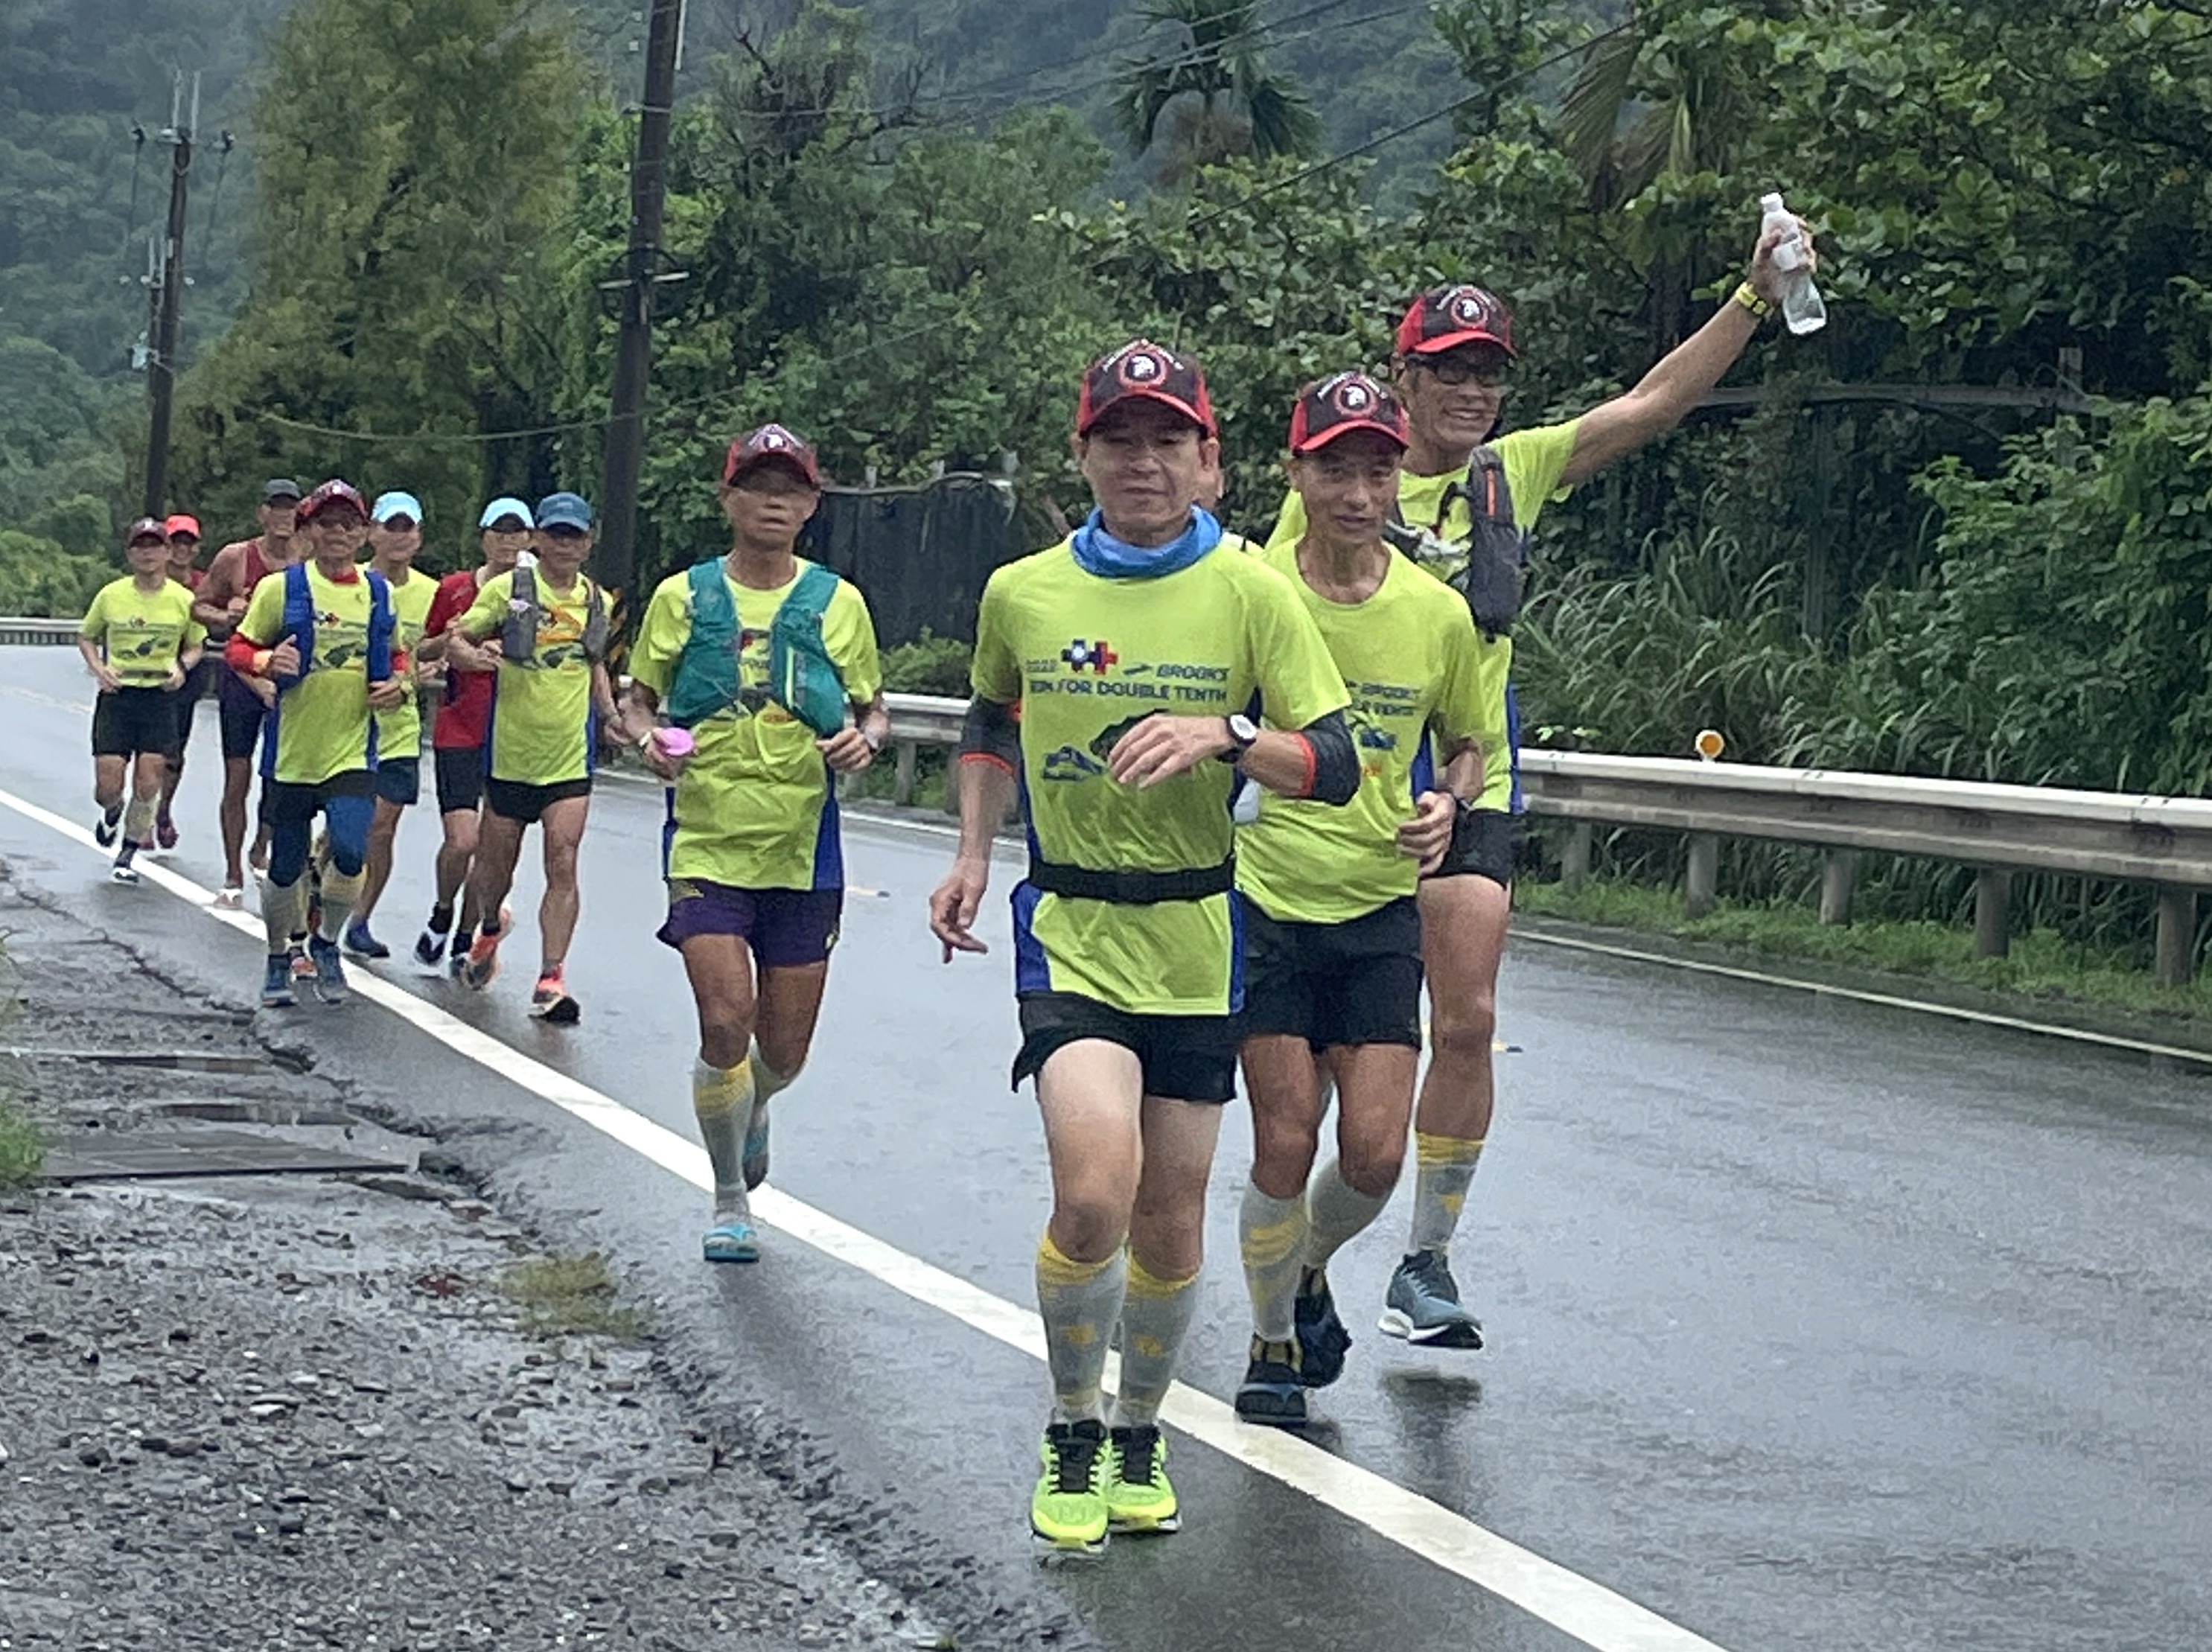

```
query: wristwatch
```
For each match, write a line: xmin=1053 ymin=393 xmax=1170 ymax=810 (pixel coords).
xmin=1222 ymin=712 xmax=1260 ymax=762
xmin=862 ymin=724 xmax=886 ymax=754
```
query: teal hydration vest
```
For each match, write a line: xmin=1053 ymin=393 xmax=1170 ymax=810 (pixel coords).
xmin=665 ymin=559 xmax=847 ymax=737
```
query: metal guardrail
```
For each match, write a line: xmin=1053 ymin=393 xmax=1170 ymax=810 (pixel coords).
xmin=878 ymin=693 xmax=2211 ymax=986
xmin=0 ymin=617 xmax=80 ymax=646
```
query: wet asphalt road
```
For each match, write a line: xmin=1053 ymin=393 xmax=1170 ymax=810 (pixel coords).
xmin=5 ymin=645 xmax=2212 ymax=1652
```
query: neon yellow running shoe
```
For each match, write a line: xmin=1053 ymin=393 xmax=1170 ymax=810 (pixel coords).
xmin=1105 ymin=1423 xmax=1179 ymax=1535
xmin=1030 ymin=1419 xmax=1110 ymax=1555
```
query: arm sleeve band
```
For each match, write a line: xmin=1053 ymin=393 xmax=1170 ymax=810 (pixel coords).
xmin=225 ymin=632 xmax=265 ymax=673
xmin=958 ymin=695 xmax=1021 ymax=773
xmin=1298 ymin=710 xmax=1358 ymax=806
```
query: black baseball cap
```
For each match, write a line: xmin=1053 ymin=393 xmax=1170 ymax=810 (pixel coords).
xmin=1076 ymin=339 xmax=1217 ymax=438
xmin=1396 ymin=285 xmax=1517 ymax=358
xmin=262 ymin=478 xmax=304 ymax=503
xmin=1288 ymin=371 xmax=1410 ymax=454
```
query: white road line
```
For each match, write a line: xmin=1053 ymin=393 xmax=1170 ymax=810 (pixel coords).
xmin=0 ymin=779 xmax=1730 ymax=1652
xmin=1517 ymin=925 xmax=2212 ymax=1069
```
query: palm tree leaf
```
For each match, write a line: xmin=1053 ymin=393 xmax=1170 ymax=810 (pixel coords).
xmin=1559 ymin=25 xmax=1645 ymax=191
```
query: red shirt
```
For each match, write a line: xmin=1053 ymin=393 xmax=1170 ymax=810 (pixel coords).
xmin=427 ymin=568 xmax=494 ymax=750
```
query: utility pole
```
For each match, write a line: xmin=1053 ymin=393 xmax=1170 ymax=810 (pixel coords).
xmin=598 ymin=0 xmax=686 ymax=642
xmin=141 ymin=71 xmax=198 ymax=520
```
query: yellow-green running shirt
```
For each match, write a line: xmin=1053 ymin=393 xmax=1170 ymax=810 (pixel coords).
xmin=628 ymin=561 xmax=884 ymax=892
xmin=1237 ymin=541 xmax=1500 ymax=925
xmin=240 ymin=564 xmax=380 ymax=785
xmin=372 ymin=570 xmax=438 ymax=760
xmin=973 ymin=538 xmax=1348 ymax=1017
xmin=80 ymin=577 xmax=205 ymax=687
xmin=1266 ymin=418 xmax=1581 ymax=810
xmin=461 ymin=570 xmax=603 ymax=786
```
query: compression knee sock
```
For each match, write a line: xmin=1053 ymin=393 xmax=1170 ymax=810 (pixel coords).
xmin=316 ymin=866 xmax=363 ymax=945
xmin=122 ymin=794 xmax=158 ymax=849
xmin=1409 ymin=1132 xmax=1485 ymax=1257
xmin=692 ymin=1057 xmax=756 ymax=1216
xmin=1239 ymin=1181 xmax=1307 ymax=1343
xmin=744 ymin=1036 xmax=800 ymax=1132
xmin=1036 ymin=1231 xmax=1125 ymax=1425
xmin=262 ymin=878 xmax=307 ymax=954
xmin=1304 ymin=1157 xmax=1395 ymax=1271
xmin=1112 ymin=1255 xmax=1198 ymax=1430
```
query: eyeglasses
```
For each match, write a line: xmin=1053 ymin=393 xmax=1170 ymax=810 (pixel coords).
xmin=377 ymin=517 xmax=419 ymax=532
xmin=542 ymin=526 xmax=589 ymax=541
xmin=1418 ymin=356 xmax=1511 ymax=389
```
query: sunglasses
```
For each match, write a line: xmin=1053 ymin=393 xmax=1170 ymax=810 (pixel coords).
xmin=377 ymin=516 xmax=420 ymax=532
xmin=1418 ymin=356 xmax=1511 ymax=389
xmin=542 ymin=525 xmax=590 ymax=540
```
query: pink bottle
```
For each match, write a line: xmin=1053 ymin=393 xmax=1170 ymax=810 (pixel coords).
xmin=652 ymin=727 xmax=695 ymax=760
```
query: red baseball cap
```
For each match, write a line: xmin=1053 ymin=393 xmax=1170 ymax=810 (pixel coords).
xmin=296 ymin=479 xmax=369 ymax=523
xmin=724 ymin=424 xmax=821 ymax=487
xmin=124 ymin=517 xmax=168 ymax=546
xmin=1395 ymin=284 xmax=1517 ymax=358
xmin=1076 ymin=339 xmax=1217 ymax=438
xmin=163 ymin=513 xmax=201 ymax=539
xmin=1289 ymin=371 xmax=1410 ymax=454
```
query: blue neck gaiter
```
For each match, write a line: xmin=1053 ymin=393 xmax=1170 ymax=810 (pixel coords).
xmin=1070 ymin=507 xmax=1223 ymax=580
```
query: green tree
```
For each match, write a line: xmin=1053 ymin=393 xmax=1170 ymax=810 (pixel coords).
xmin=1110 ymin=0 xmax=1323 ymax=184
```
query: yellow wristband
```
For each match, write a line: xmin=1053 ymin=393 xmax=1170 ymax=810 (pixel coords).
xmin=1733 ymin=280 xmax=1773 ymax=320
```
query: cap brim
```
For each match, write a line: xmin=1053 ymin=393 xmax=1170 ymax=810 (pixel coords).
xmin=1078 ymin=389 xmax=1214 ymax=437
xmin=1410 ymin=328 xmax=1517 ymax=359
xmin=1292 ymin=418 xmax=1410 ymax=456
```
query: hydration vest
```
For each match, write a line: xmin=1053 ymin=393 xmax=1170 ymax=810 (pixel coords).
xmin=272 ymin=562 xmax=395 ymax=688
xmin=1385 ymin=447 xmax=1526 ymax=640
xmin=500 ymin=563 xmax=609 ymax=665
xmin=664 ymin=559 xmax=847 ymax=737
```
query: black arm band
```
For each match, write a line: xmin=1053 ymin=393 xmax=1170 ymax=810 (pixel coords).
xmin=958 ymin=695 xmax=1021 ymax=768
xmin=1299 ymin=710 xmax=1359 ymax=806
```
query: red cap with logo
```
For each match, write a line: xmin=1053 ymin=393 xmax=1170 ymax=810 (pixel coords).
xmin=296 ymin=479 xmax=370 ymax=523
xmin=1076 ymin=339 xmax=1217 ymax=438
xmin=1289 ymin=371 xmax=1411 ymax=454
xmin=124 ymin=517 xmax=168 ymax=546
xmin=724 ymin=423 xmax=822 ymax=487
xmin=163 ymin=513 xmax=201 ymax=539
xmin=1395 ymin=284 xmax=1517 ymax=358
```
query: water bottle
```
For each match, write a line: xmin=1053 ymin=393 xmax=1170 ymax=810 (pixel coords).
xmin=1759 ymin=191 xmax=1827 ymax=336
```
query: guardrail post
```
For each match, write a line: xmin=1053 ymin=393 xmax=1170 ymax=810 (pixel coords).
xmin=2155 ymin=885 xmax=2199 ymax=987
xmin=1974 ymin=869 xmax=2011 ymax=959
xmin=893 ymin=739 xmax=918 ymax=808
xmin=1819 ymin=850 xmax=1858 ymax=926
xmin=1561 ymin=822 xmax=1593 ymax=893
xmin=1685 ymin=834 xmax=1719 ymax=919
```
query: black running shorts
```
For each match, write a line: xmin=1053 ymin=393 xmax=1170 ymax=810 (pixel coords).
xmin=1424 ymin=806 xmax=1517 ymax=889
xmin=1013 ymin=991 xmax=1238 ymax=1104
xmin=433 ymin=745 xmax=486 ymax=814
xmin=1237 ymin=896 xmax=1424 ymax=1051
xmin=91 ymin=688 xmax=184 ymax=762
xmin=484 ymin=775 xmax=592 ymax=826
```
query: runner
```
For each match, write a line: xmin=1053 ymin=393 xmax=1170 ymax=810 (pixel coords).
xmin=614 ymin=424 xmax=887 ymax=1265
xmin=1229 ymin=374 xmax=1496 ymax=1426
xmin=194 ymin=479 xmax=305 ymax=908
xmin=928 ymin=341 xmax=1357 ymax=1554
xmin=155 ymin=512 xmax=207 ymax=852
xmin=412 ymin=497 xmax=532 ymax=972
xmin=78 ymin=518 xmax=206 ymax=884
xmin=1265 ymin=214 xmax=1812 ymax=1348
xmin=449 ymin=492 xmax=619 ymax=1021
xmin=223 ymin=479 xmax=408 ymax=1008
xmin=341 ymin=490 xmax=439 ymax=960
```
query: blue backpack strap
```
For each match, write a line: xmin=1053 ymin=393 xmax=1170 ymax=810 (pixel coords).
xmin=275 ymin=561 xmax=315 ymax=687
xmin=366 ymin=570 xmax=395 ymax=682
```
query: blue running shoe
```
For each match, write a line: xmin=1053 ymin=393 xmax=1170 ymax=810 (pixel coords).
xmin=741 ymin=1106 xmax=771 ymax=1192
xmin=1379 ymin=1250 xmax=1484 ymax=1350
xmin=261 ymin=954 xmax=296 ymax=1009
xmin=307 ymin=934 xmax=348 ymax=1004
xmin=702 ymin=1217 xmax=759 ymax=1263
xmin=1234 ymin=1336 xmax=1307 ymax=1426
xmin=343 ymin=921 xmax=389 ymax=960
xmin=1294 ymin=1268 xmax=1353 ymax=1388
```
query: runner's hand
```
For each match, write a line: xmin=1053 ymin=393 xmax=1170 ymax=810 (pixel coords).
xmin=366 ymin=676 xmax=406 ymax=711
xmin=1399 ymin=790 xmax=1458 ymax=873
xmin=817 ymin=727 xmax=875 ymax=774
xmin=92 ymin=664 xmax=122 ymax=693
xmin=250 ymin=676 xmax=278 ymax=709
xmin=642 ymin=738 xmax=687 ymax=782
xmin=163 ymin=664 xmax=186 ymax=692
xmin=225 ymin=595 xmax=248 ymax=620
xmin=929 ymin=858 xmax=992 ymax=961
xmin=265 ymin=638 xmax=302 ymax=679
xmin=1749 ymin=214 xmax=1814 ymax=308
xmin=1108 ymin=714 xmax=1233 ymax=788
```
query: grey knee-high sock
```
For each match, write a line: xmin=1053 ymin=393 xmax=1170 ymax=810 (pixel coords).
xmin=692 ymin=1057 xmax=756 ymax=1217
xmin=1304 ymin=1158 xmax=1393 ymax=1270
xmin=1409 ymin=1132 xmax=1485 ymax=1257
xmin=745 ymin=1036 xmax=800 ymax=1129
xmin=1037 ymin=1231 xmax=1126 ymax=1423
xmin=1239 ymin=1181 xmax=1307 ymax=1342
xmin=1112 ymin=1254 xmax=1199 ymax=1429
xmin=262 ymin=878 xmax=306 ymax=954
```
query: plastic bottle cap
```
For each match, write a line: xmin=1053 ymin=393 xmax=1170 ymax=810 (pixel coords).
xmin=1760 ymin=191 xmax=1786 ymax=214
xmin=654 ymin=727 xmax=695 ymax=759
xmin=1695 ymin=729 xmax=1726 ymax=762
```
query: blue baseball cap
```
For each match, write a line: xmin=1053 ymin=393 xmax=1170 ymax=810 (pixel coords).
xmin=478 ymin=496 xmax=535 ymax=531
xmin=536 ymin=492 xmax=593 ymax=532
xmin=372 ymin=490 xmax=424 ymax=526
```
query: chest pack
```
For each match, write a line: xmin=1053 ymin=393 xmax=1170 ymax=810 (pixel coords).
xmin=501 ymin=563 xmax=610 ymax=666
xmin=274 ymin=562 xmax=395 ymax=689
xmin=1385 ymin=447 xmax=1526 ymax=640
xmin=664 ymin=560 xmax=848 ymax=737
